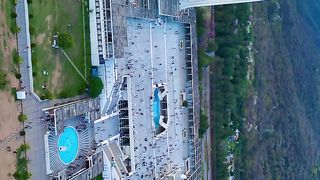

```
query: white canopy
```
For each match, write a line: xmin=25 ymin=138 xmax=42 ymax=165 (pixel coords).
xmin=16 ymin=91 xmax=26 ymax=100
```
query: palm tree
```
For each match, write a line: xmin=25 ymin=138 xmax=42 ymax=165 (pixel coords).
xmin=21 ymin=171 xmax=32 ymax=179
xmin=19 ymin=143 xmax=30 ymax=152
xmin=18 ymin=157 xmax=29 ymax=170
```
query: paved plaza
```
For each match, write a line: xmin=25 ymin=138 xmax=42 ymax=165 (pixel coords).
xmin=114 ymin=17 xmax=191 ymax=178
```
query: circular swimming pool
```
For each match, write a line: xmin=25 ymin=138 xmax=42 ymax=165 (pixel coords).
xmin=57 ymin=126 xmax=79 ymax=164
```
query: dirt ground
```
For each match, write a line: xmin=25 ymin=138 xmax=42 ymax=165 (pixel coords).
xmin=51 ymin=56 xmax=62 ymax=92
xmin=0 ymin=0 xmax=23 ymax=178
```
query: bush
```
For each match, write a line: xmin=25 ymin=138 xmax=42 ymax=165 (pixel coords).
xmin=11 ymin=23 xmax=21 ymax=33
xmin=11 ymin=11 xmax=17 ymax=19
xmin=28 ymin=14 xmax=33 ymax=19
xmin=19 ymin=130 xmax=26 ymax=136
xmin=18 ymin=114 xmax=27 ymax=122
xmin=58 ymin=31 xmax=74 ymax=49
xmin=11 ymin=0 xmax=17 ymax=5
xmin=88 ymin=77 xmax=103 ymax=98
xmin=15 ymin=73 xmax=22 ymax=79
xmin=183 ymin=100 xmax=188 ymax=107
xmin=29 ymin=26 xmax=35 ymax=35
xmin=13 ymin=50 xmax=23 ymax=64
xmin=31 ymin=42 xmax=36 ymax=48
xmin=27 ymin=0 xmax=32 ymax=4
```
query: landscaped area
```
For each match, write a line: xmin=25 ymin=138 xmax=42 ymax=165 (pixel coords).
xmin=28 ymin=0 xmax=91 ymax=99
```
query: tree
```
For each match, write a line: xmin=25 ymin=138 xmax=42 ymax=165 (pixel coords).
xmin=58 ymin=31 xmax=74 ymax=49
xmin=18 ymin=114 xmax=27 ymax=122
xmin=88 ymin=77 xmax=103 ymax=98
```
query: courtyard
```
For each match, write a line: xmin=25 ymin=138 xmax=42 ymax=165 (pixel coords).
xmin=28 ymin=0 xmax=90 ymax=99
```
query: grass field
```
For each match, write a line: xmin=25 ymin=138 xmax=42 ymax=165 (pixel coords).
xmin=29 ymin=0 xmax=91 ymax=99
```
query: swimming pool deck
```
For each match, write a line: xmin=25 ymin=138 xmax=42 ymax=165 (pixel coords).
xmin=115 ymin=17 xmax=191 ymax=178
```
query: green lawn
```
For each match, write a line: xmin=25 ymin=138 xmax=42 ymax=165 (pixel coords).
xmin=29 ymin=0 xmax=90 ymax=99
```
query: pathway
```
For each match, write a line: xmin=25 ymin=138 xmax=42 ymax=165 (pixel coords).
xmin=201 ymin=66 xmax=212 ymax=180
xmin=60 ymin=49 xmax=87 ymax=82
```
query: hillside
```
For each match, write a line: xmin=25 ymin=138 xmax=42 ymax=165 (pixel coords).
xmin=244 ymin=0 xmax=320 ymax=179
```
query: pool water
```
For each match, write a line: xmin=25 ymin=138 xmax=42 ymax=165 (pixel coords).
xmin=153 ymin=88 xmax=161 ymax=129
xmin=57 ymin=126 xmax=79 ymax=164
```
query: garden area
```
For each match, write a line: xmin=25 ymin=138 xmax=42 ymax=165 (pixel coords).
xmin=28 ymin=0 xmax=92 ymax=99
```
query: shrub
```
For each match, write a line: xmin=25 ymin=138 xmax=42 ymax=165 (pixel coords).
xmin=31 ymin=42 xmax=36 ymax=48
xmin=29 ymin=26 xmax=35 ymax=35
xmin=19 ymin=130 xmax=26 ymax=136
xmin=13 ymin=50 xmax=23 ymax=64
xmin=11 ymin=23 xmax=21 ymax=33
xmin=28 ymin=14 xmax=33 ymax=19
xmin=88 ymin=77 xmax=103 ymax=98
xmin=18 ymin=114 xmax=27 ymax=122
xmin=11 ymin=11 xmax=17 ymax=19
xmin=27 ymin=0 xmax=32 ymax=4
xmin=11 ymin=0 xmax=17 ymax=5
xmin=182 ymin=100 xmax=188 ymax=107
xmin=15 ymin=73 xmax=22 ymax=79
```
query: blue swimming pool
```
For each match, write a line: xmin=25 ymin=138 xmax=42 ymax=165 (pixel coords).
xmin=57 ymin=126 xmax=79 ymax=164
xmin=153 ymin=88 xmax=161 ymax=129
